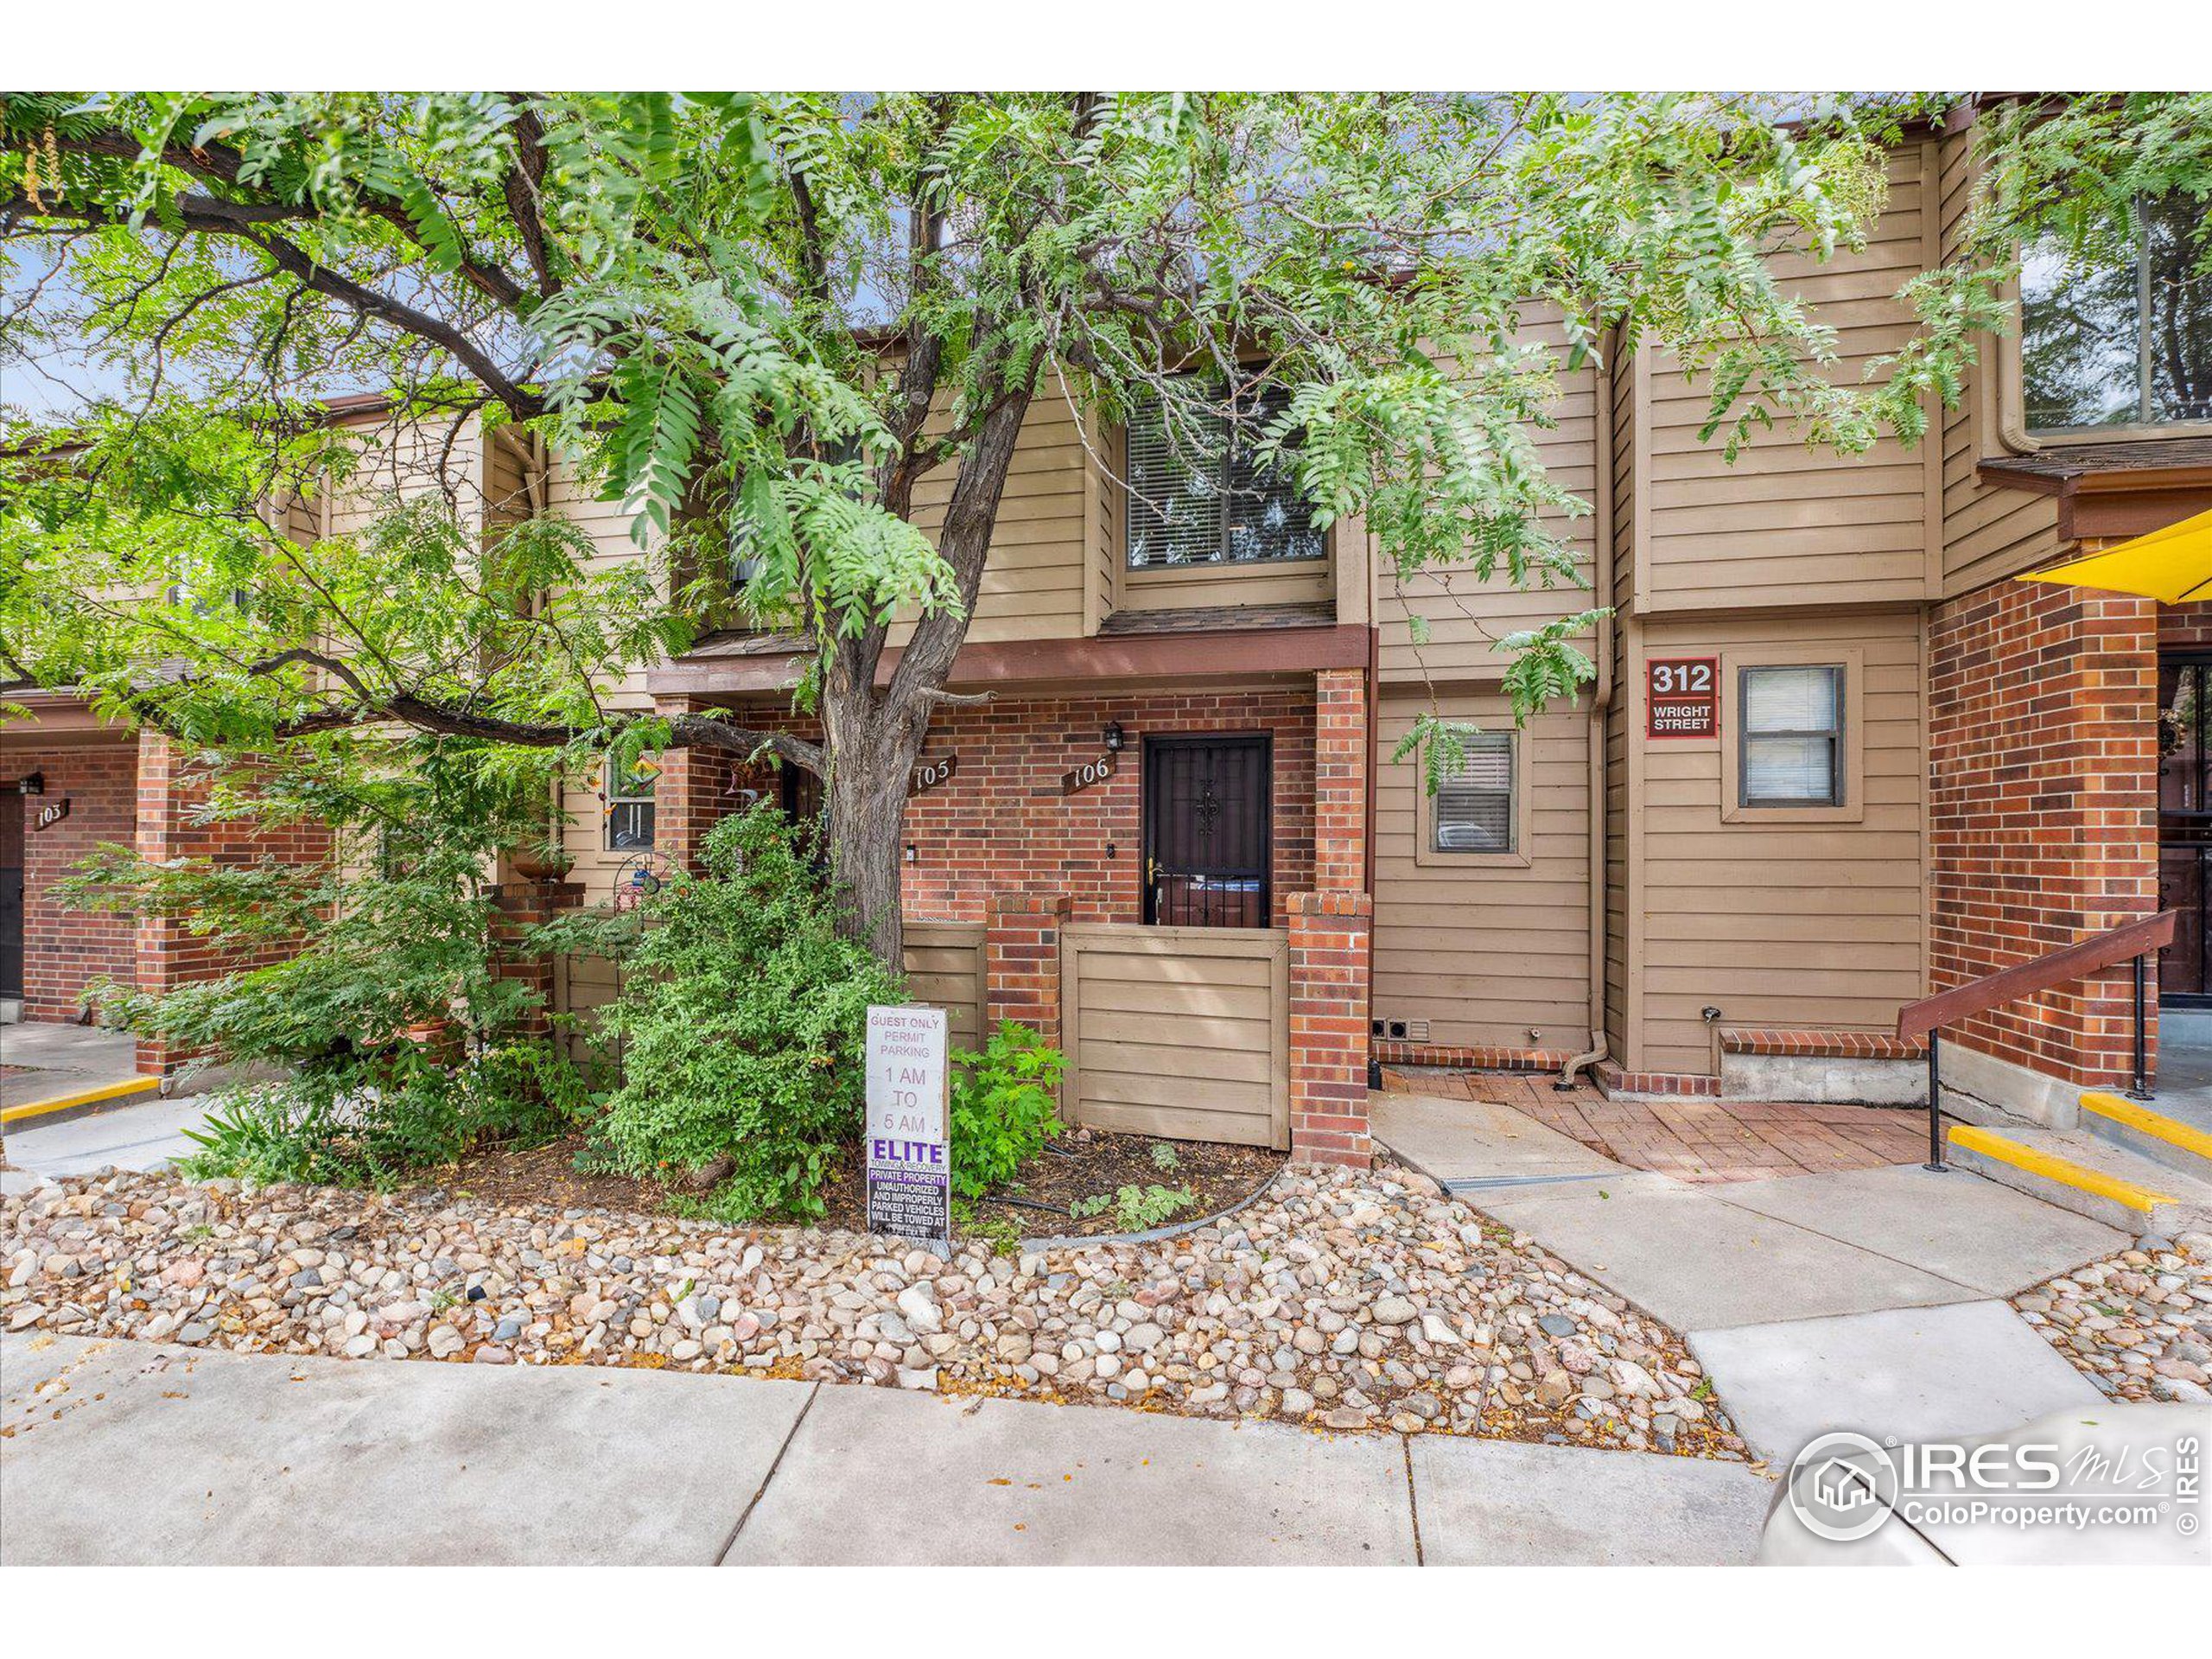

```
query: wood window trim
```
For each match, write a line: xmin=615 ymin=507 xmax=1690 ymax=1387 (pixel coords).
xmin=1414 ymin=730 xmax=1533 ymax=869
xmin=1719 ymin=645 xmax=1866 ymax=825
xmin=2001 ymin=248 xmax=2212 ymax=452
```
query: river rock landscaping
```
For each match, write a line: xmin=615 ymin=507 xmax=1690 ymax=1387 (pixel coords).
xmin=2011 ymin=1230 xmax=2212 ymax=1404
xmin=0 ymin=1158 xmax=1751 ymax=1460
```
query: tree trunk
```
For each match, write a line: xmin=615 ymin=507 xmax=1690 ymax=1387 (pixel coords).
xmin=820 ymin=683 xmax=928 ymax=970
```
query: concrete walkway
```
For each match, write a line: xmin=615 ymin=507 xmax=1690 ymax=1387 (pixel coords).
xmin=1 ymin=1333 xmax=1776 ymax=1566
xmin=1375 ymin=1090 xmax=2122 ymax=1465
xmin=0 ymin=1025 xmax=143 ymax=1110
xmin=3 ymin=1089 xmax=218 ymax=1189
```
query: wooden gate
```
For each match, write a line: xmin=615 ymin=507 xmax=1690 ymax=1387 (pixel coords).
xmin=903 ymin=921 xmax=988 ymax=1055
xmin=1060 ymin=923 xmax=1289 ymax=1148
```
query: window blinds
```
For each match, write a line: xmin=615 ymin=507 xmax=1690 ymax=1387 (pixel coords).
xmin=1125 ymin=379 xmax=1319 ymax=568
xmin=1434 ymin=731 xmax=1515 ymax=853
xmin=1742 ymin=665 xmax=1842 ymax=805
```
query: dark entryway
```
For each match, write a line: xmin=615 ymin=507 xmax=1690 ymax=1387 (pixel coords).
xmin=1142 ymin=734 xmax=1271 ymax=928
xmin=2158 ymin=654 xmax=2212 ymax=1005
xmin=0 ymin=788 xmax=22 ymax=1000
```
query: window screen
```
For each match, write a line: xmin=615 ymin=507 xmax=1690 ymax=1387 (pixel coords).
xmin=606 ymin=758 xmax=658 ymax=850
xmin=1740 ymin=665 xmax=1842 ymax=807
xmin=1126 ymin=378 xmax=1322 ymax=569
xmin=1433 ymin=730 xmax=1516 ymax=854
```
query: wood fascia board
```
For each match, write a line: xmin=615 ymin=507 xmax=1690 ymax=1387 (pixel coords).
xmin=646 ymin=622 xmax=1376 ymax=697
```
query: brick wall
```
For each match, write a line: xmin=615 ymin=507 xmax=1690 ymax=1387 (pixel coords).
xmin=3 ymin=741 xmax=139 ymax=1020
xmin=1287 ymin=889 xmax=1373 ymax=1164
xmin=1927 ymin=577 xmax=2159 ymax=1089
xmin=659 ymin=689 xmax=1319 ymax=926
xmin=134 ymin=732 xmax=335 ymax=1074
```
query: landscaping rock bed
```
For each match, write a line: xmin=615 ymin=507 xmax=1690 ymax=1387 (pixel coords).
xmin=2012 ymin=1231 xmax=2212 ymax=1403
xmin=1 ymin=1161 xmax=1750 ymax=1459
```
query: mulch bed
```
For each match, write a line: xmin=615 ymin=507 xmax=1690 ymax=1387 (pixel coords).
xmin=417 ymin=1125 xmax=1284 ymax=1239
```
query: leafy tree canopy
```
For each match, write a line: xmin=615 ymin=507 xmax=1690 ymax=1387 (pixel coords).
xmin=5 ymin=91 xmax=2208 ymax=956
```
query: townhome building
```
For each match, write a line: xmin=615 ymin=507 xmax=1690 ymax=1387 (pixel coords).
xmin=7 ymin=108 xmax=2209 ymax=1171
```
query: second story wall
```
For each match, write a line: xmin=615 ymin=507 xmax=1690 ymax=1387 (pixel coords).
xmin=1373 ymin=308 xmax=1602 ymax=685
xmin=1635 ymin=141 xmax=1942 ymax=615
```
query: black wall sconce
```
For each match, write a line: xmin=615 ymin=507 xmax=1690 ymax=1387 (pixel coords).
xmin=18 ymin=771 xmax=45 ymax=797
xmin=1103 ymin=721 xmax=1125 ymax=753
xmin=904 ymin=842 xmax=918 ymax=865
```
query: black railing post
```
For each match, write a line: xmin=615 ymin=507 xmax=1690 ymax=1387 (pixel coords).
xmin=2130 ymin=952 xmax=2152 ymax=1100
xmin=1924 ymin=1027 xmax=1948 ymax=1173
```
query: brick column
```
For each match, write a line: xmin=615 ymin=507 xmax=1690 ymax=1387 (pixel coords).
xmin=1287 ymin=665 xmax=1374 ymax=1166
xmin=986 ymin=892 xmax=1071 ymax=1049
xmin=649 ymin=696 xmax=738 ymax=874
xmin=1313 ymin=666 xmax=1368 ymax=892
xmin=1288 ymin=890 xmax=1373 ymax=1166
xmin=131 ymin=731 xmax=332 ymax=1076
xmin=492 ymin=879 xmax=586 ymax=1034
xmin=1928 ymin=576 xmax=2158 ymax=1092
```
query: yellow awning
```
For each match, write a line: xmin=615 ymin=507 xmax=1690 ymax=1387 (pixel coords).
xmin=2018 ymin=505 xmax=2212 ymax=605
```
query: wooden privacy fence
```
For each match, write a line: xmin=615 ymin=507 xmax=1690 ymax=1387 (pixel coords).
xmin=902 ymin=921 xmax=988 ymax=1056
xmin=1059 ymin=922 xmax=1290 ymax=1149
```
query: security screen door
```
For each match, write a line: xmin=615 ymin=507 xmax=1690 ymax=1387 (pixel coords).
xmin=1141 ymin=734 xmax=1271 ymax=929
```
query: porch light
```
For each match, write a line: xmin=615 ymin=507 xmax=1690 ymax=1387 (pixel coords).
xmin=905 ymin=842 xmax=918 ymax=865
xmin=1103 ymin=721 xmax=1125 ymax=752
xmin=18 ymin=771 xmax=44 ymax=796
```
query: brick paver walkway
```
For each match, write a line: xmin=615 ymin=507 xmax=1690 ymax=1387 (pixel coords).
xmin=1381 ymin=1069 xmax=1930 ymax=1184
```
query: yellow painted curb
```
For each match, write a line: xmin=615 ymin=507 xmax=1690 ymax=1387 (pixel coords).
xmin=1948 ymin=1124 xmax=2176 ymax=1215
xmin=0 ymin=1075 xmax=162 ymax=1127
xmin=2080 ymin=1091 xmax=2212 ymax=1164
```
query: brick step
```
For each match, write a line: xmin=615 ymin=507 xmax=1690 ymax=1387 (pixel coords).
xmin=2079 ymin=1092 xmax=2212 ymax=1185
xmin=1948 ymin=1122 xmax=2212 ymax=1236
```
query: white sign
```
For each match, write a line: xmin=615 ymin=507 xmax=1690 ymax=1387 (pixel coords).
xmin=865 ymin=1004 xmax=951 ymax=1248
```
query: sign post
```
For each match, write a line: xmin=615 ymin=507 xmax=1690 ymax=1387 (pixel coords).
xmin=865 ymin=1004 xmax=952 ymax=1251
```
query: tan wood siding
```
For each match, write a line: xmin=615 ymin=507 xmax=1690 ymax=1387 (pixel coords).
xmin=1371 ymin=692 xmax=1593 ymax=1053
xmin=1934 ymin=121 xmax=2063 ymax=596
xmin=1641 ymin=148 xmax=1936 ymax=613
xmin=903 ymin=921 xmax=987 ymax=1055
xmin=1375 ymin=310 xmax=1601 ymax=683
xmin=1625 ymin=610 xmax=1927 ymax=1078
xmin=1059 ymin=924 xmax=1289 ymax=1148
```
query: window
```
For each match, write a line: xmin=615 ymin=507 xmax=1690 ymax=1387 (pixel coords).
xmin=1739 ymin=665 xmax=1843 ymax=808
xmin=1124 ymin=376 xmax=1323 ymax=569
xmin=2021 ymin=194 xmax=2212 ymax=434
xmin=1432 ymin=731 xmax=1516 ymax=855
xmin=605 ymin=757 xmax=657 ymax=851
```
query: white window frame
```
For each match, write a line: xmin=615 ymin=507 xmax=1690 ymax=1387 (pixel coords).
xmin=604 ymin=757 xmax=658 ymax=852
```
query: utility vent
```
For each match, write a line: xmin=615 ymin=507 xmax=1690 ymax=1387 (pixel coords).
xmin=1373 ymin=1017 xmax=1430 ymax=1044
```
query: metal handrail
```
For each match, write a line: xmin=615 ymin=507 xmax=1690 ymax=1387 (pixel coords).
xmin=1895 ymin=909 xmax=2178 ymax=1173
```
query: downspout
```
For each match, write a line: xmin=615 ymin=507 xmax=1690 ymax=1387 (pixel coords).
xmin=1561 ymin=327 xmax=1622 ymax=1087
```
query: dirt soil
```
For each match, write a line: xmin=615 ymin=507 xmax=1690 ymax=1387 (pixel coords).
xmin=417 ymin=1126 xmax=1284 ymax=1239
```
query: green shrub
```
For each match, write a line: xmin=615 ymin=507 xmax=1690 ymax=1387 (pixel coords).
xmin=949 ymin=1020 xmax=1065 ymax=1200
xmin=592 ymin=803 xmax=900 ymax=1220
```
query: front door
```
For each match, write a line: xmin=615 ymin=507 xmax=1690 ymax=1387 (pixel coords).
xmin=1142 ymin=734 xmax=1271 ymax=928
xmin=0 ymin=789 xmax=22 ymax=1000
xmin=2159 ymin=654 xmax=2212 ymax=1005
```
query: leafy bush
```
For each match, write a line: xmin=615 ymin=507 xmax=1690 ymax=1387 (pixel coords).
xmin=949 ymin=1020 xmax=1065 ymax=1200
xmin=1071 ymin=1184 xmax=1198 ymax=1231
xmin=591 ymin=803 xmax=900 ymax=1220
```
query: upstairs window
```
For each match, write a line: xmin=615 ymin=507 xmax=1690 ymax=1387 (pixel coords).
xmin=605 ymin=757 xmax=658 ymax=851
xmin=2022 ymin=194 xmax=2212 ymax=434
xmin=1124 ymin=376 xmax=1324 ymax=569
xmin=1739 ymin=665 xmax=1844 ymax=809
xmin=1432 ymin=731 xmax=1517 ymax=855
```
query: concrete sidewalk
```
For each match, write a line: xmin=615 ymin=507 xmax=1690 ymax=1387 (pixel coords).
xmin=1375 ymin=1090 xmax=2126 ymax=1465
xmin=3 ymin=1089 xmax=219 ymax=1189
xmin=1 ymin=1333 xmax=1776 ymax=1566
